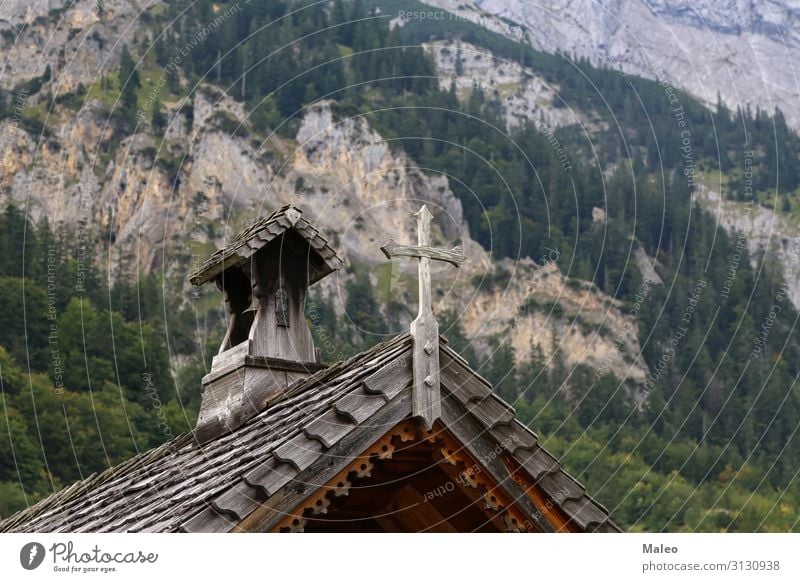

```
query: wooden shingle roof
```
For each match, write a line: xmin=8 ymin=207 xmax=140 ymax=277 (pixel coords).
xmin=0 ymin=334 xmax=620 ymax=533
xmin=188 ymin=205 xmax=343 ymax=286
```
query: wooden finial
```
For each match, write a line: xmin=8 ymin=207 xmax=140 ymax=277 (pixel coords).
xmin=380 ymin=205 xmax=465 ymax=429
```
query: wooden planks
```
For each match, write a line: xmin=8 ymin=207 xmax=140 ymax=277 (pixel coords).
xmin=467 ymin=396 xmax=515 ymax=429
xmin=189 ymin=205 xmax=342 ymax=287
xmin=440 ymin=397 xmax=555 ymax=533
xmin=244 ymin=459 xmax=297 ymax=497
xmin=303 ymin=409 xmax=358 ymax=448
xmin=180 ymin=506 xmax=237 ymax=533
xmin=536 ymin=471 xmax=585 ymax=503
xmin=362 ymin=353 xmax=412 ymax=400
xmin=333 ymin=392 xmax=387 ymax=424
xmin=235 ymin=391 xmax=413 ymax=532
xmin=379 ymin=240 xmax=465 ymax=267
xmin=273 ymin=436 xmax=325 ymax=472
xmin=560 ymin=496 xmax=612 ymax=530
xmin=515 ymin=447 xmax=560 ymax=480
xmin=211 ymin=481 xmax=266 ymax=521
xmin=488 ymin=422 xmax=538 ymax=452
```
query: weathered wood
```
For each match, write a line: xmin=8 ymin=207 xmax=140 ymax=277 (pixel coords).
xmin=415 ymin=206 xmax=433 ymax=318
xmin=189 ymin=205 xmax=342 ymax=286
xmin=441 ymin=367 xmax=492 ymax=406
xmin=411 ymin=314 xmax=440 ymax=429
xmin=211 ymin=481 xmax=265 ymax=521
xmin=249 ymin=235 xmax=316 ymax=363
xmin=234 ymin=390 xmax=412 ymax=532
xmin=488 ymin=422 xmax=538 ymax=452
xmin=440 ymin=347 xmax=493 ymax=390
xmin=333 ymin=392 xmax=387 ymax=424
xmin=560 ymin=496 xmax=611 ymax=530
xmin=273 ymin=435 xmax=325 ymax=472
xmin=440 ymin=396 xmax=555 ymax=533
xmin=430 ymin=427 xmax=536 ymax=532
xmin=243 ymin=458 xmax=297 ymax=497
xmin=374 ymin=484 xmax=460 ymax=533
xmin=303 ymin=409 xmax=358 ymax=448
xmin=205 ymin=341 xmax=250 ymax=382
xmin=507 ymin=465 xmax=576 ymax=532
xmin=194 ymin=366 xmax=246 ymax=444
xmin=380 ymin=205 xmax=465 ymax=430
xmin=536 ymin=471 xmax=585 ymax=503
xmin=193 ymin=206 xmax=343 ymax=443
xmin=245 ymin=355 xmax=326 ymax=375
xmin=515 ymin=447 xmax=560 ymax=480
xmin=180 ymin=506 xmax=237 ymax=533
xmin=362 ymin=353 xmax=412 ymax=400
xmin=467 ymin=396 xmax=515 ymax=429
xmin=380 ymin=240 xmax=465 ymax=267
xmin=196 ymin=355 xmax=316 ymax=446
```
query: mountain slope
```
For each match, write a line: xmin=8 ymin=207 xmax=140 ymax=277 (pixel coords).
xmin=421 ymin=0 xmax=800 ymax=129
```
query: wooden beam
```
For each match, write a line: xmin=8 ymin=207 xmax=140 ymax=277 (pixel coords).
xmin=380 ymin=240 xmax=465 ymax=267
xmin=501 ymin=454 xmax=577 ymax=532
xmin=440 ymin=398 xmax=555 ymax=532
xmin=411 ymin=314 xmax=440 ymax=429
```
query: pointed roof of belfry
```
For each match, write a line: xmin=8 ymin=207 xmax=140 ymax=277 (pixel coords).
xmin=189 ymin=204 xmax=343 ymax=286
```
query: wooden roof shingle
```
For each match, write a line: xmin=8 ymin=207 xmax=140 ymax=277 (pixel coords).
xmin=188 ymin=205 xmax=343 ymax=286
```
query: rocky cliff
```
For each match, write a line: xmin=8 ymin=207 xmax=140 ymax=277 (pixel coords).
xmin=422 ymin=40 xmax=581 ymax=129
xmin=2 ymin=88 xmax=650 ymax=381
xmin=0 ymin=0 xmax=652 ymax=385
xmin=421 ymin=0 xmax=800 ymax=130
xmin=697 ymin=181 xmax=800 ymax=308
xmin=0 ymin=0 xmax=141 ymax=93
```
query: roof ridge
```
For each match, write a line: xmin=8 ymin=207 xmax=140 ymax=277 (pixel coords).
xmin=438 ymin=346 xmax=621 ymax=532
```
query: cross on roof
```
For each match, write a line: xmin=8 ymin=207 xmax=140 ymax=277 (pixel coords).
xmin=380 ymin=205 xmax=465 ymax=428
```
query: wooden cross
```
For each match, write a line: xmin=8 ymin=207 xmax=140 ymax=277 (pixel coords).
xmin=381 ymin=205 xmax=465 ymax=429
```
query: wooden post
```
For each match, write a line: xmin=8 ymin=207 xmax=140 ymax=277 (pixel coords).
xmin=381 ymin=205 xmax=464 ymax=429
xmin=411 ymin=206 xmax=439 ymax=429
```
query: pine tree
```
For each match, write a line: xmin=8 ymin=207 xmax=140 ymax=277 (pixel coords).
xmin=116 ymin=46 xmax=141 ymax=133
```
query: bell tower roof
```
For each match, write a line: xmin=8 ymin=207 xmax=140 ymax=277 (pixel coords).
xmin=189 ymin=204 xmax=343 ymax=287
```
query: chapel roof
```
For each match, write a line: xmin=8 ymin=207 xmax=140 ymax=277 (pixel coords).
xmin=0 ymin=334 xmax=620 ymax=533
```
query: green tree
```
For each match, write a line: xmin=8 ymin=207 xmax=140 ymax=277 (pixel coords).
xmin=116 ymin=45 xmax=141 ymax=133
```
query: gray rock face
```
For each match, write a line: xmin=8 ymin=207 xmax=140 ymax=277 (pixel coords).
xmin=423 ymin=40 xmax=579 ymax=129
xmin=696 ymin=183 xmax=800 ymax=308
xmin=422 ymin=0 xmax=800 ymax=129
xmin=0 ymin=0 xmax=142 ymax=93
xmin=0 ymin=0 xmax=68 ymax=25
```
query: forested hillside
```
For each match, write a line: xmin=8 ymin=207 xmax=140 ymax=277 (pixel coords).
xmin=1 ymin=0 xmax=799 ymax=531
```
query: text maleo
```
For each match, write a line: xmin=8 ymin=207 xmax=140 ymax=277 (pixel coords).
xmin=643 ymin=544 xmax=678 ymax=554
